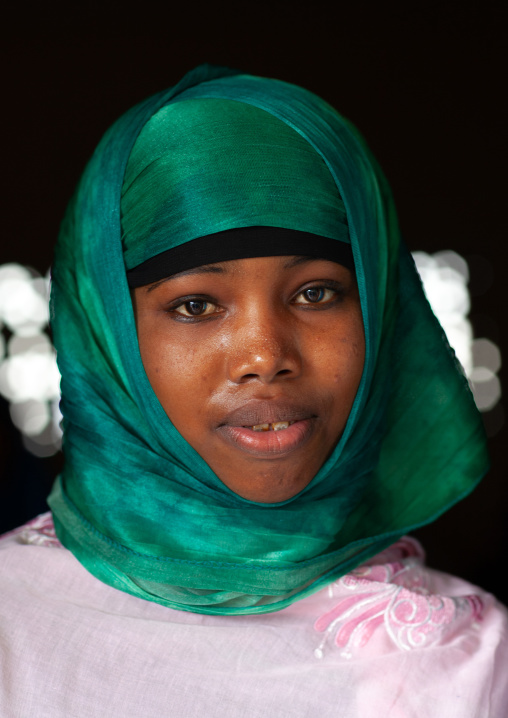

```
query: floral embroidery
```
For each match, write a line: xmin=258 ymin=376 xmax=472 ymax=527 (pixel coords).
xmin=16 ymin=512 xmax=62 ymax=548
xmin=314 ymin=537 xmax=484 ymax=659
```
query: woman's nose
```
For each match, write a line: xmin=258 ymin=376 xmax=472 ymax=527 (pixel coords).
xmin=226 ymin=314 xmax=302 ymax=385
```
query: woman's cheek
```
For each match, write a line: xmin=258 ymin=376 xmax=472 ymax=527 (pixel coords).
xmin=151 ymin=335 xmax=218 ymax=413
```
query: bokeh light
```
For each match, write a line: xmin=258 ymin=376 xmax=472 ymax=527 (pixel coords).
xmin=413 ymin=251 xmax=502 ymax=435
xmin=0 ymin=264 xmax=49 ymax=336
xmin=0 ymin=264 xmax=61 ymax=456
xmin=413 ymin=250 xmax=473 ymax=375
xmin=0 ymin=253 xmax=503 ymax=454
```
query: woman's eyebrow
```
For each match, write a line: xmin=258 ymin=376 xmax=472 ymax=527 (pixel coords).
xmin=283 ymin=256 xmax=322 ymax=269
xmin=146 ymin=265 xmax=226 ymax=292
xmin=145 ymin=257 xmax=322 ymax=293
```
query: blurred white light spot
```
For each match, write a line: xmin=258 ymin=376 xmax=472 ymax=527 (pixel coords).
xmin=413 ymin=251 xmax=472 ymax=375
xmin=472 ymin=338 xmax=502 ymax=374
xmin=471 ymin=366 xmax=495 ymax=383
xmin=32 ymin=276 xmax=50 ymax=301
xmin=0 ymin=263 xmax=32 ymax=284
xmin=0 ymin=275 xmax=49 ymax=334
xmin=1 ymin=352 xmax=60 ymax=402
xmin=9 ymin=399 xmax=51 ymax=436
xmin=8 ymin=333 xmax=52 ymax=357
xmin=418 ymin=265 xmax=470 ymax=317
xmin=434 ymin=250 xmax=469 ymax=282
xmin=471 ymin=374 xmax=502 ymax=412
xmin=22 ymin=429 xmax=61 ymax=457
xmin=444 ymin=321 xmax=473 ymax=376
xmin=0 ymin=262 xmax=63 ymax=455
xmin=413 ymin=250 xmax=501 ymax=416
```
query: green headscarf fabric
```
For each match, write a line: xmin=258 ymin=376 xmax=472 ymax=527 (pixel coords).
xmin=48 ymin=64 xmax=489 ymax=615
xmin=122 ymin=98 xmax=350 ymax=271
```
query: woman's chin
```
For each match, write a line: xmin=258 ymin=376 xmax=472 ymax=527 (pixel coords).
xmin=209 ymin=441 xmax=324 ymax=503
xmin=190 ymin=415 xmax=338 ymax=503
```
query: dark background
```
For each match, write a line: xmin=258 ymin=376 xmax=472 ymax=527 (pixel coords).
xmin=1 ymin=3 xmax=507 ymax=601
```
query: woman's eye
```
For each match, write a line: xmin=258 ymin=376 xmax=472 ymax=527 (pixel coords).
xmin=294 ymin=286 xmax=337 ymax=305
xmin=172 ymin=299 xmax=217 ymax=318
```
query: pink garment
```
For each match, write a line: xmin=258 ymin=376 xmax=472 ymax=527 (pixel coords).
xmin=1 ymin=513 xmax=507 ymax=717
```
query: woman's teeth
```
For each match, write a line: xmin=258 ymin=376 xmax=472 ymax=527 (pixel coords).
xmin=251 ymin=421 xmax=295 ymax=432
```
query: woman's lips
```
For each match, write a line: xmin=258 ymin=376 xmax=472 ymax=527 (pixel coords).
xmin=218 ymin=399 xmax=316 ymax=428
xmin=216 ymin=417 xmax=316 ymax=457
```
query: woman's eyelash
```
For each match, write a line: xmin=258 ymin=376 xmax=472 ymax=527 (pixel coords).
xmin=176 ymin=300 xmax=215 ymax=317
xmin=166 ymin=296 xmax=220 ymax=320
xmin=167 ymin=282 xmax=344 ymax=321
xmin=293 ymin=283 xmax=343 ymax=306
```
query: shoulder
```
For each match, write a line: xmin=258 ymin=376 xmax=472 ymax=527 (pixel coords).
xmin=1 ymin=522 xmax=507 ymax=717
xmin=309 ymin=536 xmax=508 ymax=715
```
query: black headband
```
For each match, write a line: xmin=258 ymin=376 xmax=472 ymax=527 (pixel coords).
xmin=127 ymin=227 xmax=354 ymax=288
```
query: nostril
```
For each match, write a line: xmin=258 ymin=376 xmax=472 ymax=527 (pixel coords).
xmin=230 ymin=343 xmax=302 ymax=385
xmin=241 ymin=368 xmax=293 ymax=382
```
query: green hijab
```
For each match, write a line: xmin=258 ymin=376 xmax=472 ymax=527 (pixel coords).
xmin=48 ymin=65 xmax=488 ymax=615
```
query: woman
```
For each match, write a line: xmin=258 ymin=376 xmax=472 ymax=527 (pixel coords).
xmin=1 ymin=65 xmax=507 ymax=716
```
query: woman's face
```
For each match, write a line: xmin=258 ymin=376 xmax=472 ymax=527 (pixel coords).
xmin=132 ymin=255 xmax=365 ymax=503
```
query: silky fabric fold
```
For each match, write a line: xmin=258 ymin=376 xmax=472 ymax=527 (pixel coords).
xmin=48 ymin=64 xmax=489 ymax=614
xmin=121 ymin=99 xmax=351 ymax=271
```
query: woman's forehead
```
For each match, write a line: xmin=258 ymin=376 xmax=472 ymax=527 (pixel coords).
xmin=140 ymin=255 xmax=355 ymax=294
xmin=127 ymin=227 xmax=354 ymax=289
